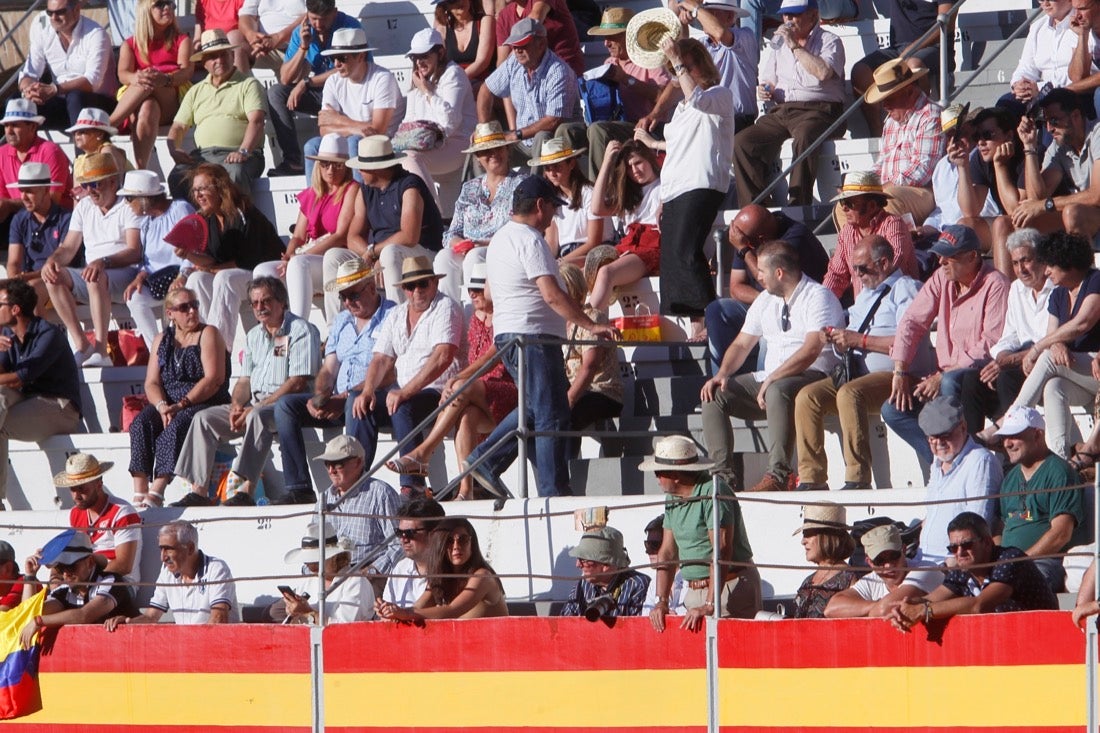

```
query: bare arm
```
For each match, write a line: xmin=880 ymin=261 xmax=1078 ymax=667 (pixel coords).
xmin=1025 ymin=513 xmax=1077 ymax=559
xmin=464 ymin=16 xmax=497 ymax=80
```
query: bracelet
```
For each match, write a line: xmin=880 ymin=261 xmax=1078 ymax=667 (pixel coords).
xmin=179 ymin=396 xmax=192 ymax=409
xmin=22 ymin=574 xmax=35 ymax=583
xmin=860 ymin=333 xmax=868 ymax=350
xmin=1024 ymin=149 xmax=1038 ymax=155
xmin=673 ymin=64 xmax=685 ymax=75
xmin=155 ymin=399 xmax=168 ymax=409
xmin=922 ymin=599 xmax=933 ymax=623
xmin=892 ymin=369 xmax=908 ymax=376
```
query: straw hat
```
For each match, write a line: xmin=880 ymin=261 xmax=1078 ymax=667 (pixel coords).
xmin=306 ymin=133 xmax=351 ymax=163
xmin=53 ymin=453 xmax=114 ymax=488
xmin=396 ymin=255 xmax=444 ymax=285
xmin=588 ymin=7 xmax=634 ymax=36
xmin=569 ymin=526 xmax=631 ymax=568
xmin=119 ymin=169 xmax=168 ymax=197
xmin=829 ymin=170 xmax=891 ymax=203
xmin=0 ymin=99 xmax=44 ymax=126
xmin=190 ymin=29 xmax=241 ymax=62
xmin=791 ymin=501 xmax=849 ymax=535
xmin=626 ymin=7 xmax=681 ymax=70
xmin=463 ymin=121 xmax=515 ymax=153
xmin=6 ymin=161 xmax=60 ymax=190
xmin=345 ymin=135 xmax=408 ymax=170
xmin=323 ymin=257 xmax=374 ymax=292
xmin=320 ymin=27 xmax=376 ymax=56
xmin=638 ymin=435 xmax=714 ymax=472
xmin=284 ymin=522 xmax=353 ymax=564
xmin=863 ymin=58 xmax=929 ymax=105
xmin=529 ymin=137 xmax=587 ymax=167
xmin=583 ymin=244 xmax=619 ymax=291
xmin=65 ymin=107 xmax=118 ymax=136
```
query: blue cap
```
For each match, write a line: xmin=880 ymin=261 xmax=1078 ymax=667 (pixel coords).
xmin=930 ymin=224 xmax=981 ymax=258
xmin=778 ymin=0 xmax=817 ymax=13
xmin=40 ymin=529 xmax=93 ymax=567
xmin=513 ymin=175 xmax=568 ymax=207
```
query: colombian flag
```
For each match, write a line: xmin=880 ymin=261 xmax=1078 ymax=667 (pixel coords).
xmin=0 ymin=589 xmax=44 ymax=719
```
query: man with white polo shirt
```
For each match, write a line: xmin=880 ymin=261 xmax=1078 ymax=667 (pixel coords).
xmin=41 ymin=152 xmax=141 ymax=367
xmin=104 ymin=520 xmax=239 ymax=628
xmin=824 ymin=524 xmax=942 ymax=618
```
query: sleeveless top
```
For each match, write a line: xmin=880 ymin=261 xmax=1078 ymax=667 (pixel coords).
xmin=444 ymin=22 xmax=480 ymax=69
xmin=125 ymin=33 xmax=187 ymax=73
xmin=297 ymin=184 xmax=352 ymax=241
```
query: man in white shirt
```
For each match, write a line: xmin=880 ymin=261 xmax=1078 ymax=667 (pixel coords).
xmin=17 ymin=0 xmax=117 ymax=129
xmin=1005 ymin=0 xmax=1081 ymax=116
xmin=824 ymin=524 xmax=942 ymax=618
xmin=701 ymin=239 xmax=844 ymax=492
xmin=239 ymin=0 xmax=306 ymax=67
xmin=40 ymin=153 xmax=141 ymax=368
xmin=104 ymin=520 xmax=239 ymax=628
xmin=383 ymin=498 xmax=446 ymax=607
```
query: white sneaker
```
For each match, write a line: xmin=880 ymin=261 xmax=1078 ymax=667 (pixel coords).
xmin=72 ymin=343 xmax=94 ymax=367
xmin=82 ymin=352 xmax=113 ymax=368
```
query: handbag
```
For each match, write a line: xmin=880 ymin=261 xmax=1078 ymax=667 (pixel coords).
xmin=830 ymin=284 xmax=890 ymax=389
xmin=120 ymin=394 xmax=149 ymax=432
xmin=147 ymin=265 xmax=180 ymax=300
xmin=392 ymin=120 xmax=446 ymax=152
xmin=611 ymin=304 xmax=661 ymax=342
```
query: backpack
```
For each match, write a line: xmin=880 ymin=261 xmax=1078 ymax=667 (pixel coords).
xmin=578 ymin=77 xmax=624 ymax=125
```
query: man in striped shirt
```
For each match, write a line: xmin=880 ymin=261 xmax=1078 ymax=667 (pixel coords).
xmin=60 ymin=453 xmax=142 ymax=588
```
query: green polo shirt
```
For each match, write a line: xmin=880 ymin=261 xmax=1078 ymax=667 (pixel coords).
xmin=664 ymin=478 xmax=753 ymax=581
xmin=175 ymin=69 xmax=267 ymax=150
xmin=1001 ymin=454 xmax=1087 ymax=553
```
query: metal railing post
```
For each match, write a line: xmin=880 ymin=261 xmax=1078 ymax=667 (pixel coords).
xmin=706 ymin=478 xmax=721 ymax=733
xmin=516 ymin=335 xmax=529 ymax=499
xmin=939 ymin=14 xmax=950 ymax=109
xmin=312 ymin=498 xmax=327 ymax=733
xmin=1089 ymin=466 xmax=1099 ymax=732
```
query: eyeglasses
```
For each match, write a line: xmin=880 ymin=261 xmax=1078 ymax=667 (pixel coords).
xmin=395 ymin=528 xmax=426 ymax=540
xmin=946 ymin=539 xmax=976 ymax=555
xmin=576 ymin=558 xmax=602 ymax=567
xmin=339 ymin=287 xmax=368 ymax=302
xmin=324 ymin=457 xmax=353 ymax=470
xmin=870 ymin=550 xmax=903 ymax=565
xmin=250 ymin=296 xmax=275 ymax=309
xmin=402 ymin=280 xmax=432 ymax=292
xmin=153 ymin=0 xmax=175 ymax=7
xmin=45 ymin=5 xmax=71 ymax=17
xmin=853 ymin=264 xmax=873 ymax=275
xmin=169 ymin=300 xmax=200 ymax=313
xmin=191 ymin=185 xmax=216 ymax=195
xmin=927 ymin=428 xmax=957 ymax=443
xmin=780 ymin=303 xmax=790 ymax=332
xmin=975 ymin=129 xmax=1000 ymax=141
xmin=448 ymin=534 xmax=472 ymax=548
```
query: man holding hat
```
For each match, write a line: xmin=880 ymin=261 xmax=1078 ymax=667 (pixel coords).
xmin=19 ymin=529 xmax=139 ymax=648
xmin=353 ymin=256 xmax=462 ymax=493
xmin=275 ymin=258 xmax=395 ymax=504
xmin=994 ymin=405 xmax=1086 ymax=592
xmin=6 ymin=161 xmax=72 ymax=306
xmin=0 ymin=100 xmax=73 ymax=243
xmin=559 ymin=526 xmax=651 ymax=618
xmin=42 ymin=152 xmax=142 ymax=368
xmin=824 ymin=524 xmax=942 ymax=618
xmin=17 ymin=0 xmax=117 ymax=129
xmin=167 ymin=29 xmax=267 ymax=197
xmin=883 ymin=224 xmax=1009 ymax=467
xmin=913 ymin=395 xmax=1001 ymax=565
xmin=643 ymin=435 xmax=761 ymax=631
xmin=266 ymin=0 xmax=363 ymax=177
xmin=734 ymin=0 xmax=844 ymax=207
xmin=346 ymin=136 xmax=444 ymax=304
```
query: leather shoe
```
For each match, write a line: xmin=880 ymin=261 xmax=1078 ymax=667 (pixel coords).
xmin=748 ymin=473 xmax=785 ymax=492
xmin=839 ymin=482 xmax=872 ymax=490
xmin=169 ymin=492 xmax=214 ymax=507
xmin=271 ymin=488 xmax=317 ymax=505
xmin=222 ymin=492 xmax=256 ymax=507
xmin=794 ymin=481 xmax=828 ymax=492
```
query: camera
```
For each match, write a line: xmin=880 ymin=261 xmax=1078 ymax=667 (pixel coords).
xmin=584 ymin=594 xmax=617 ymax=622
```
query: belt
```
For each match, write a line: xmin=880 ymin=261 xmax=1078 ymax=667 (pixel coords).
xmin=687 ymin=569 xmax=743 ymax=590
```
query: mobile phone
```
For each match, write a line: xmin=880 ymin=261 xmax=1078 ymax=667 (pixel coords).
xmin=277 ymin=585 xmax=296 ymax=597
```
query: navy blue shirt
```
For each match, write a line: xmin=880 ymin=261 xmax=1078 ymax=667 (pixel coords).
xmin=942 ymin=545 xmax=1058 ymax=612
xmin=730 ymin=212 xmax=830 ymax=291
xmin=362 ymin=170 xmax=444 ymax=252
xmin=8 ymin=204 xmax=71 ymax=272
xmin=0 ymin=317 xmax=82 ymax=415
xmin=1048 ymin=268 xmax=1100 ymax=352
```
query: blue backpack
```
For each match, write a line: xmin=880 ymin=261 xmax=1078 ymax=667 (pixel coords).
xmin=578 ymin=77 xmax=624 ymax=125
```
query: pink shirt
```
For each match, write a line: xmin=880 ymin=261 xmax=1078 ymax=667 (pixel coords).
xmin=0 ymin=137 xmax=74 ymax=209
xmin=825 ymin=209 xmax=918 ymax=298
xmin=297 ymin=185 xmax=350 ymax=240
xmin=890 ymin=262 xmax=1009 ymax=371
xmin=197 ymin=0 xmax=245 ymax=32
xmin=609 ymin=56 xmax=670 ymax=123
xmin=876 ymin=92 xmax=945 ymax=188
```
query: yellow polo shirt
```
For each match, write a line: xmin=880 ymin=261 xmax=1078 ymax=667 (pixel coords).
xmin=174 ymin=69 xmax=266 ymax=150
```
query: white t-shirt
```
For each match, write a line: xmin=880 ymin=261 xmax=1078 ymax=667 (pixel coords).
xmin=620 ymin=180 xmax=661 ymax=228
xmin=383 ymin=556 xmax=427 ymax=607
xmin=323 ymin=64 xmax=405 ymax=138
xmin=239 ymin=0 xmax=305 ymax=35
xmin=68 ymin=196 xmax=141 ymax=262
xmin=403 ymin=61 xmax=477 ymax=144
xmin=554 ymin=185 xmax=605 ymax=246
xmin=147 ymin=553 xmax=240 ymax=624
xmin=486 ymin=220 xmax=566 ymax=337
xmin=293 ymin=572 xmax=377 ymax=623
xmin=742 ymin=274 xmax=845 ymax=381
xmin=849 ymin=559 xmax=943 ymax=602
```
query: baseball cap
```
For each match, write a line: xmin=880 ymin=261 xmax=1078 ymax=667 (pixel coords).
xmin=993 ymin=405 xmax=1045 ymax=437
xmin=513 ymin=175 xmax=568 ymax=207
xmin=314 ymin=435 xmax=366 ymax=462
xmin=861 ymin=524 xmax=903 ymax=561
xmin=40 ymin=529 xmax=94 ymax=568
xmin=930 ymin=225 xmax=980 ymax=258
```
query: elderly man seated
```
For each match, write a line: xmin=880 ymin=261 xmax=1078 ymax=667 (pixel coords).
xmin=559 ymin=526 xmax=650 ymax=618
xmin=174 ymin=276 xmax=321 ymax=507
xmin=104 ymin=520 xmax=239 ymax=628
xmin=41 ymin=153 xmax=141 ymax=368
xmin=824 ymin=524 xmax=942 ymax=618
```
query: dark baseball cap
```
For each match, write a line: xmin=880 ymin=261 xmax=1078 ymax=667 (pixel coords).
xmin=930 ymin=224 xmax=980 ymax=258
xmin=513 ymin=175 xmax=568 ymax=207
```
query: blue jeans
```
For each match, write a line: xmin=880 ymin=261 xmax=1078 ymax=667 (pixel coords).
xmin=274 ymin=389 xmax=383 ymax=494
xmin=704 ymin=297 xmax=759 ymax=376
xmin=304 ymin=134 xmax=364 ymax=182
xmin=389 ymin=389 xmax=441 ymax=489
xmin=466 ymin=334 xmax=572 ymax=497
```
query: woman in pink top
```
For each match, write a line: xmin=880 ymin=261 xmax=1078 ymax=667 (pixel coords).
xmin=194 ymin=0 xmax=249 ymax=69
xmin=111 ymin=0 xmax=194 ymax=169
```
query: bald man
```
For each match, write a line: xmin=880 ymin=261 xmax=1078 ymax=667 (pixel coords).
xmin=705 ymin=205 xmax=830 ymax=372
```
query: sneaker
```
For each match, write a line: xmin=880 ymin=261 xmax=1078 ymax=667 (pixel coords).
xmin=169 ymin=492 xmax=214 ymax=508
xmin=82 ymin=352 xmax=113 ymax=368
xmin=72 ymin=343 xmax=95 ymax=367
xmin=748 ymin=473 xmax=785 ymax=492
xmin=794 ymin=481 xmax=828 ymax=492
xmin=222 ymin=492 xmax=256 ymax=507
xmin=270 ymin=488 xmax=317 ymax=505
xmin=267 ymin=161 xmax=304 ymax=177
xmin=839 ymin=481 xmax=872 ymax=491
xmin=463 ymin=460 xmax=512 ymax=501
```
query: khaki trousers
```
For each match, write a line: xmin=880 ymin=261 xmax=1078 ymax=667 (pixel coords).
xmin=0 ymin=386 xmax=81 ymax=499
xmin=682 ymin=564 xmax=763 ymax=620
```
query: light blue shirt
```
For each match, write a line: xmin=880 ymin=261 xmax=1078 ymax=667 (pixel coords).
xmin=484 ymin=50 xmax=579 ymax=146
xmin=844 ymin=269 xmax=930 ymax=374
xmin=328 ymin=299 xmax=396 ymax=394
xmin=242 ymin=312 xmax=321 ymax=397
xmin=920 ymin=436 xmax=1002 ymax=565
xmin=139 ymin=199 xmax=193 ymax=273
xmin=324 ymin=476 xmax=403 ymax=572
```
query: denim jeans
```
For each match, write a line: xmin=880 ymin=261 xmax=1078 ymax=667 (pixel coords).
xmin=274 ymin=389 xmax=384 ymax=494
xmin=389 ymin=389 xmax=442 ymax=489
xmin=304 ymin=134 xmax=365 ymax=183
xmin=703 ymin=297 xmax=759 ymax=375
xmin=466 ymin=334 xmax=572 ymax=497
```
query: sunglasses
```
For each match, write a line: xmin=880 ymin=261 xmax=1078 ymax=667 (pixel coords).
xmin=82 ymin=179 xmax=104 ymax=190
xmin=153 ymin=0 xmax=175 ymax=7
xmin=467 ymin=287 xmax=484 ymax=296
xmin=448 ymin=534 xmax=472 ymax=548
xmin=780 ymin=303 xmax=791 ymax=332
xmin=871 ymin=550 xmax=903 ymax=565
xmin=395 ymin=528 xmax=426 ymax=540
xmin=975 ymin=129 xmax=1001 ymax=141
xmin=324 ymin=457 xmax=353 ymax=470
xmin=331 ymin=54 xmax=351 ymax=64
xmin=576 ymin=558 xmax=602 ymax=567
xmin=46 ymin=5 xmax=71 ymax=17
xmin=170 ymin=300 xmax=200 ymax=313
xmin=339 ymin=287 xmax=368 ymax=302
xmin=402 ymin=279 xmax=432 ymax=292
xmin=838 ymin=198 xmax=862 ymax=209
xmin=946 ymin=540 xmax=976 ymax=555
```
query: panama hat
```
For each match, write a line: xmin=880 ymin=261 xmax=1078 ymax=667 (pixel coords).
xmin=323 ymin=257 xmax=374 ymax=292
xmin=345 ymin=135 xmax=408 ymax=170
xmin=638 ymin=435 xmax=714 ymax=472
xmin=0 ymin=99 xmax=45 ymax=126
xmin=53 ymin=453 xmax=114 ymax=488
xmin=863 ymin=58 xmax=929 ymax=105
xmin=467 ymin=262 xmax=487 ymax=287
xmin=529 ymin=136 xmax=587 ymax=167
xmin=190 ymin=29 xmax=242 ymax=62
xmin=463 ymin=121 xmax=515 ymax=153
xmin=320 ymin=27 xmax=376 ymax=56
xmin=569 ymin=526 xmax=631 ymax=568
xmin=626 ymin=7 xmax=681 ymax=70
xmin=284 ymin=522 xmax=353 ymax=564
xmin=792 ymin=501 xmax=849 ymax=535
xmin=306 ymin=133 xmax=351 ymax=163
xmin=829 ymin=170 xmax=892 ymax=203
xmin=589 ymin=7 xmax=634 ymax=36
xmin=119 ymin=169 xmax=168 ymax=197
xmin=6 ymin=161 xmax=60 ymax=190
xmin=396 ymin=255 xmax=444 ymax=285
xmin=64 ymin=107 xmax=118 ymax=136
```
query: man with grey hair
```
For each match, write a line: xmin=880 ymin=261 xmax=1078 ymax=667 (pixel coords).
xmin=979 ymin=228 xmax=1054 ymax=417
xmin=104 ymin=520 xmax=239 ymax=628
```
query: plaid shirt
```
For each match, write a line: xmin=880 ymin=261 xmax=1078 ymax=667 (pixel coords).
xmin=875 ymin=92 xmax=945 ymax=187
xmin=559 ymin=570 xmax=651 ymax=618
xmin=324 ymin=476 xmax=404 ymax=573
xmin=484 ymin=50 xmax=579 ymax=147
xmin=826 ymin=210 xmax=919 ymax=299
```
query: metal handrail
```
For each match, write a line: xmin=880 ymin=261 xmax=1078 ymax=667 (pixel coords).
xmin=0 ymin=0 xmax=44 ymax=99
xmin=943 ymin=6 xmax=1042 ymax=105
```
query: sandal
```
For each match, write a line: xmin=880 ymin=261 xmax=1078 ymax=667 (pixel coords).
xmin=385 ymin=455 xmax=430 ymax=477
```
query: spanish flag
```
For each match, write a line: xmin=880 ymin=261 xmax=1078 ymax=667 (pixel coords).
xmin=0 ymin=590 xmax=44 ymax=719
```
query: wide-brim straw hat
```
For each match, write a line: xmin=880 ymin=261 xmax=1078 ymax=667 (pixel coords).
xmin=863 ymin=58 xmax=930 ymax=105
xmin=589 ymin=7 xmax=634 ymax=36
xmin=626 ymin=8 xmax=681 ymax=70
xmin=829 ymin=170 xmax=892 ymax=202
xmin=76 ymin=152 xmax=120 ymax=185
xmin=396 ymin=255 xmax=445 ymax=285
xmin=6 ymin=161 xmax=60 ymax=190
xmin=119 ymin=169 xmax=168 ymax=197
xmin=64 ymin=107 xmax=118 ymax=136
xmin=463 ymin=121 xmax=515 ymax=153
xmin=345 ymin=135 xmax=408 ymax=170
xmin=191 ymin=29 xmax=242 ymax=61
xmin=284 ymin=522 xmax=352 ymax=564
xmin=53 ymin=453 xmax=114 ymax=488
xmin=583 ymin=245 xmax=619 ymax=291
xmin=306 ymin=133 xmax=351 ymax=163
xmin=638 ymin=435 xmax=714 ymax=472
xmin=324 ymin=257 xmax=374 ymax=292
xmin=529 ymin=137 xmax=587 ymax=167
xmin=792 ymin=501 xmax=849 ymax=535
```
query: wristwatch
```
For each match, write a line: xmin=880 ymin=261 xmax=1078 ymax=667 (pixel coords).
xmin=514 ymin=128 xmax=524 ymax=141
xmin=1045 ymin=197 xmax=1056 ymax=212
xmin=238 ymin=148 xmax=250 ymax=157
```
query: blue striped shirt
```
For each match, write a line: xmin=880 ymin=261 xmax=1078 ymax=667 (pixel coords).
xmin=324 ymin=476 xmax=405 ymax=573
xmin=484 ymin=50 xmax=579 ymax=146
xmin=242 ymin=312 xmax=321 ymax=397
xmin=559 ymin=570 xmax=650 ymax=618
xmin=329 ymin=300 xmax=396 ymax=394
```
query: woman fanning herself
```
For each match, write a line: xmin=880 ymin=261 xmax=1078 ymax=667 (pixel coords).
xmin=375 ymin=517 xmax=509 ymax=619
xmin=587 ymin=139 xmax=662 ymax=309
